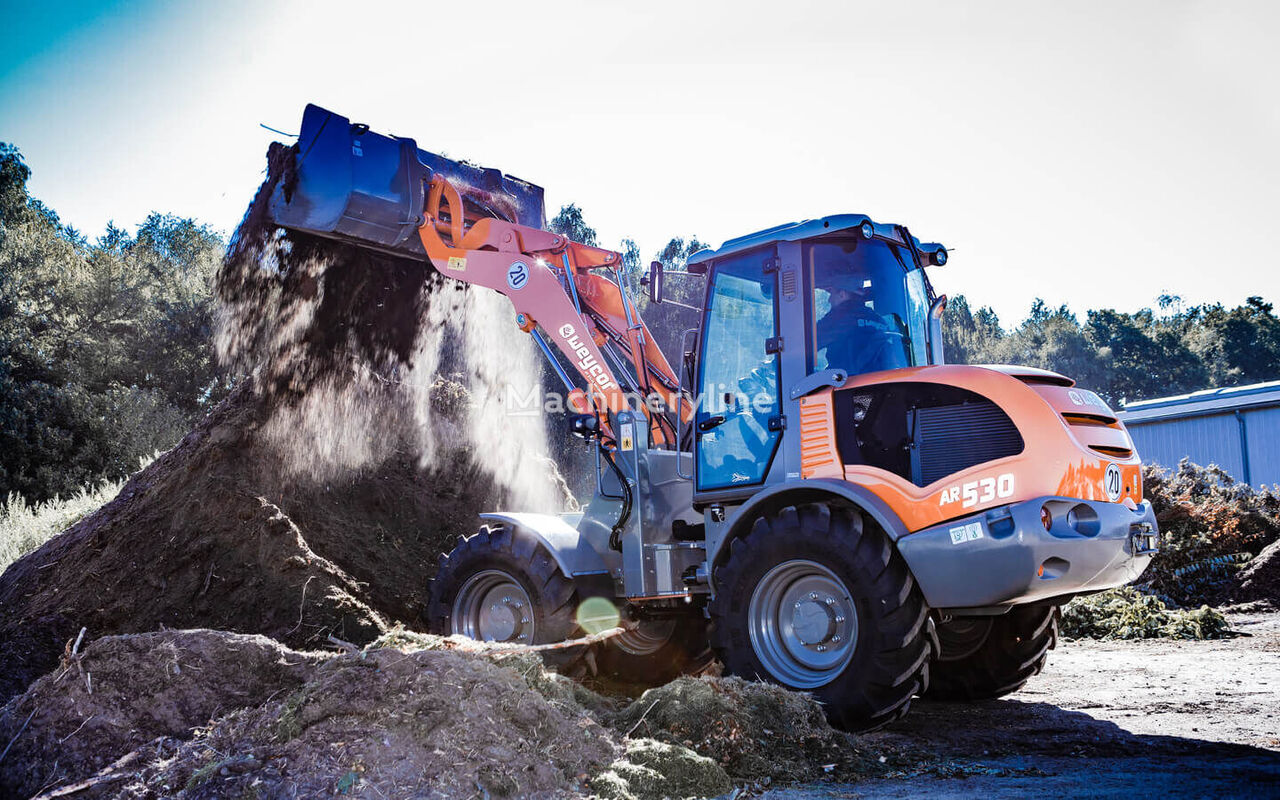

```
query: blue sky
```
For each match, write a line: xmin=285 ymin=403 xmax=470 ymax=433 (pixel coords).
xmin=2 ymin=0 xmax=1278 ymax=324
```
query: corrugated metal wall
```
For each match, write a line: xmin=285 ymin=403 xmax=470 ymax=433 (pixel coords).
xmin=1126 ymin=406 xmax=1280 ymax=487
xmin=1244 ymin=406 xmax=1280 ymax=486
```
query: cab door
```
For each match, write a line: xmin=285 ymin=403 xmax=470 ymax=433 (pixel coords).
xmin=694 ymin=249 xmax=782 ymax=492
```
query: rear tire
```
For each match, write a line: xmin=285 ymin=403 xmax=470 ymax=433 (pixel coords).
xmin=925 ymin=605 xmax=1059 ymax=701
xmin=708 ymin=503 xmax=935 ymax=732
xmin=427 ymin=525 xmax=578 ymax=645
xmin=596 ymin=612 xmax=713 ymax=685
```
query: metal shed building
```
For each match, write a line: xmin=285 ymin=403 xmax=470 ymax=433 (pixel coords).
xmin=1117 ymin=380 xmax=1280 ymax=487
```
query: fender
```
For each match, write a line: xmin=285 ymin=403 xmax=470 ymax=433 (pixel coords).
xmin=477 ymin=512 xmax=611 ymax=580
xmin=711 ymin=479 xmax=910 ymax=571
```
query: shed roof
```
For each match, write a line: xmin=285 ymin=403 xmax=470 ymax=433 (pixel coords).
xmin=1118 ymin=380 xmax=1280 ymax=423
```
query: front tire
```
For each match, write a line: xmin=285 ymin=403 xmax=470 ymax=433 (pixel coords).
xmin=708 ymin=503 xmax=935 ymax=732
xmin=925 ymin=605 xmax=1059 ymax=701
xmin=427 ymin=525 xmax=578 ymax=645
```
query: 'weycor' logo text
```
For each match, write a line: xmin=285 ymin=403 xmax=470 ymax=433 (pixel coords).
xmin=558 ymin=323 xmax=616 ymax=392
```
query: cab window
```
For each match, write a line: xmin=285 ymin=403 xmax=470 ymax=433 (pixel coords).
xmin=810 ymin=239 xmax=922 ymax=376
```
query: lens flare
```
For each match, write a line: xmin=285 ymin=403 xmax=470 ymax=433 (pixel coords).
xmin=576 ymin=596 xmax=621 ymax=634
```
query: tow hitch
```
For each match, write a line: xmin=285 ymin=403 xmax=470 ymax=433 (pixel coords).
xmin=1130 ymin=522 xmax=1158 ymax=556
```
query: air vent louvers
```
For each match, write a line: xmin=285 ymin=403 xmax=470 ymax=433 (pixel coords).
xmin=909 ymin=402 xmax=1023 ymax=486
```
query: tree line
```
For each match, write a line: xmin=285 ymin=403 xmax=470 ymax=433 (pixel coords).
xmin=3 ymin=143 xmax=1278 ymax=505
xmin=943 ymin=294 xmax=1280 ymax=405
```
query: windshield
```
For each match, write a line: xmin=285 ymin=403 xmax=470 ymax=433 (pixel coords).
xmin=810 ymin=239 xmax=932 ymax=375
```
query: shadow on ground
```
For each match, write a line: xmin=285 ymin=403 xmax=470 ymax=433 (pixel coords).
xmin=766 ymin=697 xmax=1280 ymax=799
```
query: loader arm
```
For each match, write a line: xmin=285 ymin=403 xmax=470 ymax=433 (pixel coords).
xmin=418 ymin=174 xmax=691 ymax=446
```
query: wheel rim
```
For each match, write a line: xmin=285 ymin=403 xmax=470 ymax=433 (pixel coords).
xmin=451 ymin=569 xmax=535 ymax=643
xmin=748 ymin=559 xmax=858 ymax=689
xmin=936 ymin=617 xmax=993 ymax=661
xmin=614 ymin=618 xmax=678 ymax=656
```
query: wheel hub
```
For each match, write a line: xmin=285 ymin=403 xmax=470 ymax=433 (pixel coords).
xmin=749 ymin=560 xmax=859 ymax=688
xmin=791 ymin=597 xmax=838 ymax=645
xmin=452 ymin=570 xmax=534 ymax=643
xmin=481 ymin=593 xmax=529 ymax=641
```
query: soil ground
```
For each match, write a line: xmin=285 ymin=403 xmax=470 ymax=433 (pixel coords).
xmin=768 ymin=609 xmax=1280 ymax=798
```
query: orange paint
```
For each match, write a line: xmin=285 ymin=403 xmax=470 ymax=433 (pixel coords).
xmin=798 ymin=394 xmax=844 ymax=479
xmin=822 ymin=365 xmax=1144 ymax=533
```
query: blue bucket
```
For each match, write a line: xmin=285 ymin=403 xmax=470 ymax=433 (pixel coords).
xmin=268 ymin=104 xmax=546 ymax=259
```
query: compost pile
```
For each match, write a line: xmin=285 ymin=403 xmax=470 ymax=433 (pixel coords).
xmin=0 ymin=144 xmax=569 ymax=703
xmin=1058 ymin=460 xmax=1280 ymax=640
xmin=1141 ymin=460 xmax=1280 ymax=608
xmin=0 ymin=630 xmax=905 ymax=800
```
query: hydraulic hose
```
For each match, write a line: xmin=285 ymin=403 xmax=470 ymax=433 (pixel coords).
xmin=601 ymin=444 xmax=633 ymax=552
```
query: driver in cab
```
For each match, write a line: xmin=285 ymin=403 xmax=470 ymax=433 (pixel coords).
xmin=814 ymin=266 xmax=907 ymax=376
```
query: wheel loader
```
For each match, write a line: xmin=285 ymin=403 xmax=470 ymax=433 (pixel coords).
xmin=264 ymin=105 xmax=1159 ymax=730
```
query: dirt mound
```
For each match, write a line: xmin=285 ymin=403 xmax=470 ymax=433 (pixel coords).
xmin=0 ymin=141 xmax=574 ymax=704
xmin=1059 ymin=587 xmax=1232 ymax=640
xmin=0 ymin=629 xmax=614 ymax=800
xmin=123 ymin=647 xmax=614 ymax=799
xmin=1142 ymin=461 xmax=1280 ymax=606
xmin=0 ymin=378 xmax=504 ymax=703
xmin=2 ymin=630 xmax=905 ymax=800
xmin=1234 ymin=537 xmax=1280 ymax=606
xmin=608 ymin=676 xmax=887 ymax=783
xmin=0 ymin=630 xmax=322 ymax=800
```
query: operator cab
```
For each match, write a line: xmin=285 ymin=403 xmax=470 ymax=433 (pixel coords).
xmin=684 ymin=215 xmax=946 ymax=495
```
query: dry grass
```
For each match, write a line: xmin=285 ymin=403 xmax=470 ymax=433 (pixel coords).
xmin=0 ymin=453 xmax=160 ymax=575
xmin=0 ymin=482 xmax=121 ymax=574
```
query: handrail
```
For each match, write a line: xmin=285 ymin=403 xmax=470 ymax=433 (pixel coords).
xmin=676 ymin=327 xmax=699 ymax=481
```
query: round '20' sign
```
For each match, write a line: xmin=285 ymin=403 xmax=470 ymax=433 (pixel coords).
xmin=1104 ymin=463 xmax=1123 ymax=502
xmin=507 ymin=261 xmax=530 ymax=291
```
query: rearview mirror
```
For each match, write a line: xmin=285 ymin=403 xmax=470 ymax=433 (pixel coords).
xmin=928 ymin=295 xmax=948 ymax=365
xmin=646 ymin=261 xmax=664 ymax=304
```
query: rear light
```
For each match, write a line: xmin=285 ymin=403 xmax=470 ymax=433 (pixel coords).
xmin=1040 ymin=506 xmax=1053 ymax=531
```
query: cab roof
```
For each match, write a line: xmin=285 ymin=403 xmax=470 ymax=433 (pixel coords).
xmin=686 ymin=214 xmax=946 ymax=273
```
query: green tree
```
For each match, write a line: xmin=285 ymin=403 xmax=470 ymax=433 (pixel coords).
xmin=989 ymin=300 xmax=1107 ymax=395
xmin=635 ymin=236 xmax=708 ymax=363
xmin=1085 ymin=308 xmax=1206 ymax=403
xmin=1182 ymin=297 xmax=1280 ymax=387
xmin=0 ymin=143 xmax=225 ymax=503
xmin=547 ymin=204 xmax=598 ymax=247
xmin=941 ymin=294 xmax=1003 ymax=365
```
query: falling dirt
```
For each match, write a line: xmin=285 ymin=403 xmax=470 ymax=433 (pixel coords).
xmin=215 ymin=142 xmax=563 ymax=512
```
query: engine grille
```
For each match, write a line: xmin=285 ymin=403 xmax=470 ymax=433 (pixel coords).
xmin=909 ymin=402 xmax=1023 ymax=486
